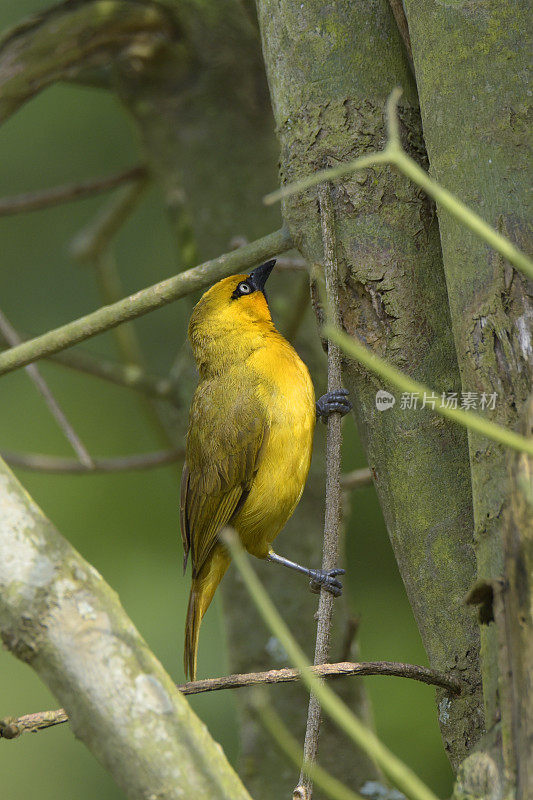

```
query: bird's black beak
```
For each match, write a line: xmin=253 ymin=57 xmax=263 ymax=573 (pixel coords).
xmin=249 ymin=259 xmax=276 ymax=293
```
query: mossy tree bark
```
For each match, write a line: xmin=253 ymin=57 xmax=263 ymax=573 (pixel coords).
xmin=257 ymin=0 xmax=483 ymax=770
xmin=0 ymin=460 xmax=251 ymax=800
xmin=403 ymin=2 xmax=532 ymax=789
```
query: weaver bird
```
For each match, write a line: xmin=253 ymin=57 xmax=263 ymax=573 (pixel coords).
xmin=181 ymin=259 xmax=351 ymax=680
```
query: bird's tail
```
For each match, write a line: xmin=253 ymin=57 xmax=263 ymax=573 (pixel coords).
xmin=184 ymin=547 xmax=230 ymax=681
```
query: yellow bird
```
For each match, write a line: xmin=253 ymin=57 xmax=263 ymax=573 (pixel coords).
xmin=181 ymin=259 xmax=351 ymax=680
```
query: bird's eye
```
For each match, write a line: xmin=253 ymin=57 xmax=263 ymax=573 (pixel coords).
xmin=232 ymin=281 xmax=254 ymax=299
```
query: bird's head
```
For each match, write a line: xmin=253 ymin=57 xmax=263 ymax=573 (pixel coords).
xmin=188 ymin=260 xmax=277 ymax=366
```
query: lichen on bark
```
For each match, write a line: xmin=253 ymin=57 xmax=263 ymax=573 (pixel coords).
xmin=257 ymin=0 xmax=484 ymax=767
xmin=404 ymin=0 xmax=533 ymax=775
xmin=0 ymin=459 xmax=251 ymax=800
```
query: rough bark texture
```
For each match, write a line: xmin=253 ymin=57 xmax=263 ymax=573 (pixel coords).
xmin=500 ymin=398 xmax=533 ymax=797
xmin=0 ymin=459 xmax=251 ymax=800
xmin=403 ymin=0 xmax=533 ymax=772
xmin=257 ymin=0 xmax=483 ymax=768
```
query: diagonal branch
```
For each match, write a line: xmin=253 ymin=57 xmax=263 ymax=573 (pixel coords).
xmin=1 ymin=660 xmax=462 ymax=739
xmin=0 ymin=458 xmax=251 ymax=799
xmin=0 ymin=166 xmax=147 ymax=216
xmin=0 ymin=310 xmax=93 ymax=468
xmin=223 ymin=530 xmax=440 ymax=800
xmin=326 ymin=325 xmax=533 ymax=456
xmin=387 ymin=0 xmax=413 ymax=68
xmin=0 ymin=228 xmax=293 ymax=377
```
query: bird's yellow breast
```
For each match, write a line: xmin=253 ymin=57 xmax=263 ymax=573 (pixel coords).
xmin=231 ymin=335 xmax=316 ymax=557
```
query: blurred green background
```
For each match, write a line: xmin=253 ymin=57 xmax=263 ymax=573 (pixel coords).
xmin=0 ymin=2 xmax=452 ymax=797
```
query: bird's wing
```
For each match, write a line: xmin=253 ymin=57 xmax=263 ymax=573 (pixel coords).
xmin=180 ymin=379 xmax=269 ymax=576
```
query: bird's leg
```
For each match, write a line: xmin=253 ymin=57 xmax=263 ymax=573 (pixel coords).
xmin=316 ymin=388 xmax=352 ymax=422
xmin=267 ymin=551 xmax=345 ymax=597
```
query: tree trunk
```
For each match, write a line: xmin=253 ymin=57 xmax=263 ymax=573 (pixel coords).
xmin=501 ymin=396 xmax=533 ymax=797
xmin=257 ymin=0 xmax=483 ymax=768
xmin=403 ymin=1 xmax=532 ymax=786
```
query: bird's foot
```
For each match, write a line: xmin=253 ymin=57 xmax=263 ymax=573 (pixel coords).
xmin=309 ymin=567 xmax=345 ymax=597
xmin=316 ymin=389 xmax=352 ymax=422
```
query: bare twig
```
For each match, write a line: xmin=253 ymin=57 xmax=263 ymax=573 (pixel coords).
xmin=0 ymin=311 xmax=93 ymax=468
xmin=0 ymin=166 xmax=147 ymax=217
xmin=178 ymin=661 xmax=461 ymax=695
xmin=387 ymin=0 xmax=413 ymax=69
xmin=341 ymin=468 xmax=373 ymax=490
xmin=253 ymin=694 xmax=364 ymax=800
xmin=296 ymin=183 xmax=344 ymax=799
xmin=2 ymin=449 xmax=183 ymax=474
xmin=0 ymin=660 xmax=461 ymax=739
xmin=0 ymin=228 xmax=293 ymax=376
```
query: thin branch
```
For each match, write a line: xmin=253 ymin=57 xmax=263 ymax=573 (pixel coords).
xmin=253 ymin=693 xmax=364 ymax=800
xmin=223 ymin=530 xmax=441 ymax=800
xmin=387 ymin=0 xmax=413 ymax=69
xmin=297 ymin=183 xmax=344 ymax=799
xmin=1 ymin=449 xmax=183 ymax=474
xmin=178 ymin=660 xmax=461 ymax=695
xmin=0 ymin=311 xmax=93 ymax=468
xmin=0 ymin=660 xmax=461 ymax=739
xmin=264 ymin=90 xmax=533 ymax=280
xmin=341 ymin=468 xmax=373 ymax=490
xmin=0 ymin=166 xmax=147 ymax=216
xmin=0 ymin=228 xmax=293 ymax=376
xmin=326 ymin=325 xmax=533 ymax=457
xmin=0 ymin=333 xmax=176 ymax=403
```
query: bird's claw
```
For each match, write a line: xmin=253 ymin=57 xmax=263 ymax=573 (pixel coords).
xmin=316 ymin=389 xmax=352 ymax=422
xmin=309 ymin=567 xmax=345 ymax=597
